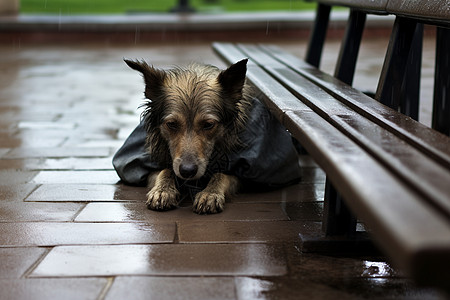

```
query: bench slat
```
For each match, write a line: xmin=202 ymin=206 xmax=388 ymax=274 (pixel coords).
xmin=260 ymin=44 xmax=450 ymax=169
xmin=312 ymin=0 xmax=450 ymax=25
xmin=386 ymin=0 xmax=450 ymax=25
xmin=315 ymin=0 xmax=388 ymax=14
xmin=333 ymin=114 xmax=450 ymax=217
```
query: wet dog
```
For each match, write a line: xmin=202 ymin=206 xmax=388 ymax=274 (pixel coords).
xmin=124 ymin=59 xmax=251 ymax=214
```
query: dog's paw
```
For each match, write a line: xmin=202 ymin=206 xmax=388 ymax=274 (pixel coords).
xmin=146 ymin=186 xmax=179 ymax=211
xmin=193 ymin=191 xmax=225 ymax=214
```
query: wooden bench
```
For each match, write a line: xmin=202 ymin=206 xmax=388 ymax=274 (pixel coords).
xmin=213 ymin=0 xmax=450 ymax=291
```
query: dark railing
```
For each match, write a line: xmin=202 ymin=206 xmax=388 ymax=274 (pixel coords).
xmin=170 ymin=0 xmax=195 ymax=13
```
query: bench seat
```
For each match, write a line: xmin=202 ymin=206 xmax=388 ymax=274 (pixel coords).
xmin=213 ymin=42 xmax=450 ymax=289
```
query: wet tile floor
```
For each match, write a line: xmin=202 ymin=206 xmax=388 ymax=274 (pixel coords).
xmin=0 ymin=39 xmax=445 ymax=299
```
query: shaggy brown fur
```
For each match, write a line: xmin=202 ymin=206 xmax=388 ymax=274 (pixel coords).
xmin=124 ymin=59 xmax=252 ymax=214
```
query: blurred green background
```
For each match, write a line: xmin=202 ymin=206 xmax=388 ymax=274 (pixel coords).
xmin=21 ymin=0 xmax=316 ymax=14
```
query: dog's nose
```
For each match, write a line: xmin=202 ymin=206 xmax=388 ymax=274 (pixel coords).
xmin=179 ymin=163 xmax=198 ymax=179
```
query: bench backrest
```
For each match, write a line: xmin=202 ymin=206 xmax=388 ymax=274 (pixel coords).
xmin=307 ymin=0 xmax=450 ymax=135
xmin=317 ymin=0 xmax=450 ymax=24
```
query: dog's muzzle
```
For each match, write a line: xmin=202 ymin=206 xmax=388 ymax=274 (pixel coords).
xmin=179 ymin=163 xmax=199 ymax=179
xmin=173 ymin=153 xmax=207 ymax=180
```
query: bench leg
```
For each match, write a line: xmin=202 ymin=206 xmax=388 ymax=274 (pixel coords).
xmin=305 ymin=3 xmax=331 ymax=68
xmin=400 ymin=23 xmax=423 ymax=121
xmin=322 ymin=179 xmax=356 ymax=236
xmin=334 ymin=9 xmax=366 ymax=85
xmin=376 ymin=17 xmax=420 ymax=114
xmin=432 ymin=27 xmax=450 ymax=136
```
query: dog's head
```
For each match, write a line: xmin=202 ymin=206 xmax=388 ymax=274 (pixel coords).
xmin=125 ymin=59 xmax=251 ymax=180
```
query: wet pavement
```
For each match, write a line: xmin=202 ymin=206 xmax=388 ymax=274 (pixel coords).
xmin=0 ymin=36 xmax=444 ymax=299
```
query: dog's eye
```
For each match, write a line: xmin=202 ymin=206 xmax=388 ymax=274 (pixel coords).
xmin=202 ymin=121 xmax=216 ymax=131
xmin=166 ymin=121 xmax=179 ymax=131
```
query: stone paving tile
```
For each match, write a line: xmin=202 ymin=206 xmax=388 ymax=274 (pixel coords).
xmin=3 ymin=147 xmax=111 ymax=159
xmin=0 ymin=170 xmax=38 ymax=185
xmin=105 ymin=276 xmax=236 ymax=300
xmin=0 ymin=222 xmax=175 ymax=246
xmin=298 ymin=155 xmax=320 ymax=168
xmin=283 ymin=247 xmax=443 ymax=299
xmin=234 ymin=182 xmax=325 ymax=203
xmin=0 ymin=201 xmax=83 ymax=221
xmin=0 ymin=278 xmax=108 ymax=300
xmin=0 ymin=157 xmax=114 ymax=171
xmin=30 ymin=244 xmax=287 ymax=277
xmin=286 ymin=247 xmax=401 ymax=281
xmin=40 ymin=157 xmax=115 ymax=170
xmin=25 ymin=184 xmax=146 ymax=202
xmin=0 ymin=134 xmax=64 ymax=148
xmin=0 ymin=158 xmax=44 ymax=171
xmin=285 ymin=182 xmax=325 ymax=202
xmin=10 ymin=108 xmax=61 ymax=120
xmin=65 ymin=139 xmax=124 ymax=150
xmin=1 ymin=110 xmax=61 ymax=123
xmin=0 ymin=148 xmax=10 ymax=157
xmin=178 ymin=220 xmax=306 ymax=243
xmin=321 ymin=278 xmax=443 ymax=300
xmin=300 ymin=167 xmax=326 ymax=184
xmin=63 ymin=128 xmax=121 ymax=144
xmin=234 ymin=277 xmax=359 ymax=300
xmin=0 ymin=248 xmax=47 ymax=279
xmin=284 ymin=201 xmax=324 ymax=221
xmin=31 ymin=170 xmax=120 ymax=184
xmin=17 ymin=121 xmax=76 ymax=130
xmin=0 ymin=184 xmax=37 ymax=201
xmin=13 ymin=130 xmax=70 ymax=147
xmin=75 ymin=202 xmax=289 ymax=222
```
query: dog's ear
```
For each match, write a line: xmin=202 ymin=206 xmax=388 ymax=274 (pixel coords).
xmin=217 ymin=59 xmax=248 ymax=100
xmin=124 ymin=59 xmax=166 ymax=100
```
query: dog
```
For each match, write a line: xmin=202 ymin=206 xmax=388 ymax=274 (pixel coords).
xmin=124 ymin=58 xmax=252 ymax=214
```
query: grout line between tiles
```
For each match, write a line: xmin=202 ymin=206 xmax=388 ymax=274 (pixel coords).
xmin=71 ymin=202 xmax=89 ymax=222
xmin=22 ymin=184 xmax=42 ymax=202
xmin=173 ymin=222 xmax=180 ymax=244
xmin=97 ymin=277 xmax=115 ymax=300
xmin=22 ymin=247 xmax=53 ymax=279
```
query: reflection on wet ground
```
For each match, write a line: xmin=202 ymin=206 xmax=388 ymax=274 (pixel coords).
xmin=0 ymin=39 xmax=444 ymax=299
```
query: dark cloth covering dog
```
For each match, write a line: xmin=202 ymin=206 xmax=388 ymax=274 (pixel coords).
xmin=113 ymin=96 xmax=301 ymax=195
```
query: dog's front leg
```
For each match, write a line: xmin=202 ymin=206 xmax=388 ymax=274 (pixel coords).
xmin=193 ymin=173 xmax=239 ymax=214
xmin=146 ymin=169 xmax=180 ymax=211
